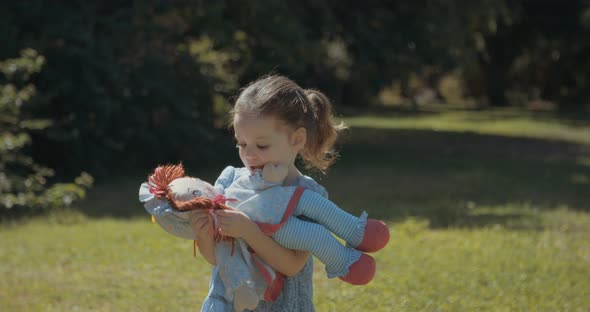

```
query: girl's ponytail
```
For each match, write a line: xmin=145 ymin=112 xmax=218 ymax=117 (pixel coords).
xmin=231 ymin=75 xmax=347 ymax=173
xmin=302 ymin=89 xmax=347 ymax=172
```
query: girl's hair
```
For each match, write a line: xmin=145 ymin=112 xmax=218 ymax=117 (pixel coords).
xmin=230 ymin=75 xmax=347 ymax=172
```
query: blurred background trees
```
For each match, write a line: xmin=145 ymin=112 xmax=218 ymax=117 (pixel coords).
xmin=1 ymin=0 xmax=589 ymax=215
xmin=0 ymin=49 xmax=92 ymax=218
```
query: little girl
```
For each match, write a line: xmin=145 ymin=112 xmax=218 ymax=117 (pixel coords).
xmin=191 ymin=75 xmax=388 ymax=311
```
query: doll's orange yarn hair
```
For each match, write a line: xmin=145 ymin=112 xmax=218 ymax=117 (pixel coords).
xmin=148 ymin=163 xmax=231 ymax=212
xmin=148 ymin=163 xmax=234 ymax=251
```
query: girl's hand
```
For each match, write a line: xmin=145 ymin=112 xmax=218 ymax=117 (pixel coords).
xmin=190 ymin=209 xmax=216 ymax=265
xmin=190 ymin=209 xmax=213 ymax=241
xmin=216 ymin=209 xmax=260 ymax=241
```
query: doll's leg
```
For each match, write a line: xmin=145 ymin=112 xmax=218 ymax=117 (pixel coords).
xmin=294 ymin=190 xmax=389 ymax=252
xmin=233 ymin=284 xmax=259 ymax=312
xmin=215 ymin=240 xmax=261 ymax=311
xmin=200 ymin=267 xmax=234 ymax=312
xmin=233 ymin=240 xmax=265 ymax=312
xmin=200 ymin=292 xmax=233 ymax=312
xmin=273 ymin=217 xmax=374 ymax=284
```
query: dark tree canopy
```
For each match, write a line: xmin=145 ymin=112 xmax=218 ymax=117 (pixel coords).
xmin=0 ymin=0 xmax=589 ymax=181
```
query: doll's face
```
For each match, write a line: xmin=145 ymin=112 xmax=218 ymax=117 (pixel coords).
xmin=168 ymin=177 xmax=216 ymax=201
xmin=233 ymin=113 xmax=303 ymax=174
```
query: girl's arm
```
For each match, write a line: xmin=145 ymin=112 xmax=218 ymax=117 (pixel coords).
xmin=196 ymin=236 xmax=216 ymax=265
xmin=190 ymin=210 xmax=216 ymax=265
xmin=243 ymin=227 xmax=310 ymax=277
xmin=216 ymin=209 xmax=310 ymax=277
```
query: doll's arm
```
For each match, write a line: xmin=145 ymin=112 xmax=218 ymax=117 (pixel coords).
xmin=215 ymin=166 xmax=237 ymax=193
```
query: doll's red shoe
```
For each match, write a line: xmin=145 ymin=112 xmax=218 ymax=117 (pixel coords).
xmin=338 ymin=253 xmax=376 ymax=285
xmin=356 ymin=219 xmax=390 ymax=253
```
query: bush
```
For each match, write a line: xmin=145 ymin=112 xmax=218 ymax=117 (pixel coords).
xmin=0 ymin=49 xmax=92 ymax=218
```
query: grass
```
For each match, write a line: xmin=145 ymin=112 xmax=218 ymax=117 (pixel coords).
xmin=2 ymin=108 xmax=590 ymax=311
xmin=315 ymin=220 xmax=589 ymax=311
xmin=344 ymin=108 xmax=590 ymax=145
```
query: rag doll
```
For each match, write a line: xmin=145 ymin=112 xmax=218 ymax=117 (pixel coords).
xmin=139 ymin=163 xmax=389 ymax=311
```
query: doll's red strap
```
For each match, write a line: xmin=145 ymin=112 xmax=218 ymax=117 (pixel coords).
xmin=249 ymin=248 xmax=286 ymax=302
xmin=256 ymin=187 xmax=305 ymax=235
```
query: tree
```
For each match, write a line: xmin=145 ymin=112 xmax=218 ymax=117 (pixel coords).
xmin=0 ymin=49 xmax=92 ymax=218
xmin=457 ymin=0 xmax=590 ymax=109
xmin=0 ymin=1 xmax=233 ymax=177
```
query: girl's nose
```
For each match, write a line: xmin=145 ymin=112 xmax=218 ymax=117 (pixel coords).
xmin=242 ymin=146 xmax=257 ymax=158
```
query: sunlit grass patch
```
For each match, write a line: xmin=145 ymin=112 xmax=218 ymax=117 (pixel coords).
xmin=0 ymin=218 xmax=213 ymax=311
xmin=314 ymin=218 xmax=590 ymax=311
xmin=343 ymin=109 xmax=590 ymax=145
xmin=2 ymin=213 xmax=588 ymax=311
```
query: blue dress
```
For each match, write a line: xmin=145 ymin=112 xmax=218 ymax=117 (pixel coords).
xmin=201 ymin=167 xmax=324 ymax=312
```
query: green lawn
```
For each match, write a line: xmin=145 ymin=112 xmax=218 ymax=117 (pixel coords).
xmin=2 ymin=108 xmax=589 ymax=311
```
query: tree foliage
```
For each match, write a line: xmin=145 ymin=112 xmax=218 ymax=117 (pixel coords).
xmin=0 ymin=1 xmax=237 ymax=176
xmin=0 ymin=49 xmax=92 ymax=217
xmin=0 ymin=0 xmax=589 ymax=181
xmin=454 ymin=0 xmax=590 ymax=108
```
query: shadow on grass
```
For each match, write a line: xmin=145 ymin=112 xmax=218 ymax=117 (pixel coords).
xmin=319 ymin=127 xmax=590 ymax=229
xmin=77 ymin=126 xmax=590 ymax=231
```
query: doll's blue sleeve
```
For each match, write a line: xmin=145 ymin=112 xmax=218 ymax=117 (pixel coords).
xmin=295 ymin=175 xmax=328 ymax=223
xmin=214 ymin=166 xmax=237 ymax=194
xmin=298 ymin=175 xmax=328 ymax=199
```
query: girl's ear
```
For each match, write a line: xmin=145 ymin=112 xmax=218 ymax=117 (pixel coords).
xmin=291 ymin=127 xmax=307 ymax=150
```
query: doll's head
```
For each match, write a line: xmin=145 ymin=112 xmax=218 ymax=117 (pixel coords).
xmin=141 ymin=163 xmax=234 ymax=243
xmin=148 ymin=163 xmax=220 ymax=211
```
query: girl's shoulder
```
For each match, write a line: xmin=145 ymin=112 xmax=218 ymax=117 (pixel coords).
xmin=297 ymin=175 xmax=328 ymax=198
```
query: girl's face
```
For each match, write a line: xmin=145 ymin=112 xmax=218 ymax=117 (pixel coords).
xmin=233 ymin=113 xmax=302 ymax=174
